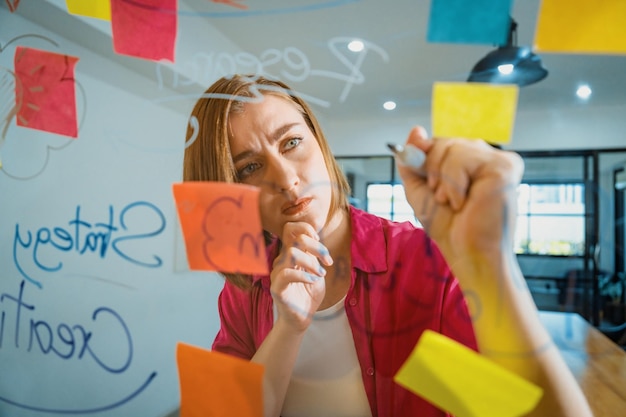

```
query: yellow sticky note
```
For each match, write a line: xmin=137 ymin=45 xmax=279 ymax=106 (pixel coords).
xmin=394 ymin=330 xmax=543 ymax=417
xmin=534 ymin=0 xmax=626 ymax=54
xmin=66 ymin=0 xmax=111 ymax=20
xmin=432 ymin=82 xmax=518 ymax=144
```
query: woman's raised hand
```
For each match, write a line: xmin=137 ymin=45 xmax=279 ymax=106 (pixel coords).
xmin=270 ymin=222 xmax=333 ymax=332
xmin=397 ymin=126 xmax=524 ymax=276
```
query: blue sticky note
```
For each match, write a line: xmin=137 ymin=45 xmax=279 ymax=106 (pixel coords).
xmin=427 ymin=0 xmax=513 ymax=45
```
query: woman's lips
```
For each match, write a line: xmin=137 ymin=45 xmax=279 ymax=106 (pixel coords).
xmin=282 ymin=197 xmax=312 ymax=216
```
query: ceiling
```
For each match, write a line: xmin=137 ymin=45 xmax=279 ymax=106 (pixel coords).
xmin=10 ymin=0 xmax=626 ymax=124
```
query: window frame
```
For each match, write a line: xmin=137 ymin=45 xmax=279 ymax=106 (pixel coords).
xmin=514 ymin=180 xmax=587 ymax=258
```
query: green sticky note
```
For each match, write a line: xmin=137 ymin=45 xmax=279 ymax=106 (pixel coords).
xmin=394 ymin=330 xmax=543 ymax=417
xmin=432 ymin=82 xmax=519 ymax=144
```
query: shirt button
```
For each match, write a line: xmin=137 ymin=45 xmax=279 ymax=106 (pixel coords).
xmin=366 ymin=367 xmax=375 ymax=376
xmin=348 ymin=298 xmax=357 ymax=306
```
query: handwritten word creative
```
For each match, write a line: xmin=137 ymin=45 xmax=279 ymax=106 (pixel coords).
xmin=0 ymin=280 xmax=157 ymax=413
xmin=12 ymin=201 xmax=166 ymax=288
xmin=172 ymin=182 xmax=268 ymax=275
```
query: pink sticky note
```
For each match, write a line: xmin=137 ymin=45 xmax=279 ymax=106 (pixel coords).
xmin=172 ymin=181 xmax=269 ymax=275
xmin=176 ymin=343 xmax=264 ymax=417
xmin=5 ymin=0 xmax=20 ymax=12
xmin=14 ymin=47 xmax=79 ymax=138
xmin=111 ymin=0 xmax=177 ymax=62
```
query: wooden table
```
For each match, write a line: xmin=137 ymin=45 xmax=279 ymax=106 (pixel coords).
xmin=539 ymin=311 xmax=626 ymax=417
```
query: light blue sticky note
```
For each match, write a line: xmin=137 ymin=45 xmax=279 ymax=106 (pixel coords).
xmin=427 ymin=0 xmax=513 ymax=45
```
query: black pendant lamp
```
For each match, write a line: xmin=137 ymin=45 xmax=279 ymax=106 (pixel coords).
xmin=467 ymin=18 xmax=548 ymax=87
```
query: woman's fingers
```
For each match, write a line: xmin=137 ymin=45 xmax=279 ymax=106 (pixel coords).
xmin=277 ymin=244 xmax=329 ymax=279
xmin=280 ymin=222 xmax=333 ymax=267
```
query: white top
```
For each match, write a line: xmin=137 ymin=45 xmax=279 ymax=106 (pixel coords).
xmin=279 ymin=297 xmax=372 ymax=417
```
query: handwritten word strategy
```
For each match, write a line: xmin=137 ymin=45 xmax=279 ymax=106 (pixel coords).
xmin=12 ymin=201 xmax=166 ymax=289
xmin=155 ymin=37 xmax=389 ymax=106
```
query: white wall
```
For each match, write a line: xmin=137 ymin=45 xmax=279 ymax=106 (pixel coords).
xmin=0 ymin=7 xmax=226 ymax=417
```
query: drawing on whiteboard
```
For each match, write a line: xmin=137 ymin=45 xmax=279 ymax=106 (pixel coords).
xmin=0 ymin=34 xmax=86 ymax=180
xmin=154 ymin=37 xmax=389 ymax=107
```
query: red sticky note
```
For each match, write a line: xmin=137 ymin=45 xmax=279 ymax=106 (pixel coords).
xmin=172 ymin=182 xmax=269 ymax=275
xmin=176 ymin=343 xmax=264 ymax=417
xmin=14 ymin=47 xmax=79 ymax=138
xmin=5 ymin=0 xmax=20 ymax=12
xmin=110 ymin=0 xmax=177 ymax=62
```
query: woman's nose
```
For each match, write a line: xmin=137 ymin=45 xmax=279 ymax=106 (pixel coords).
xmin=264 ymin=156 xmax=299 ymax=194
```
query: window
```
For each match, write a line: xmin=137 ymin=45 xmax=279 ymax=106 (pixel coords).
xmin=366 ymin=183 xmax=421 ymax=227
xmin=515 ymin=183 xmax=586 ymax=256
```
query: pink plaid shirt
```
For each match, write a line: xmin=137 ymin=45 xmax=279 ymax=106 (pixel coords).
xmin=213 ymin=206 xmax=477 ymax=417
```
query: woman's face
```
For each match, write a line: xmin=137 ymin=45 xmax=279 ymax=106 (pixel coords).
xmin=228 ymin=94 xmax=333 ymax=237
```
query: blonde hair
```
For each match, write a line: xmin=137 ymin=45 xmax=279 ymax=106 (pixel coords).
xmin=183 ymin=75 xmax=350 ymax=288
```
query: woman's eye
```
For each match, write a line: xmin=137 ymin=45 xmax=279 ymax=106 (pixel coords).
xmin=237 ymin=162 xmax=260 ymax=180
xmin=283 ymin=137 xmax=302 ymax=151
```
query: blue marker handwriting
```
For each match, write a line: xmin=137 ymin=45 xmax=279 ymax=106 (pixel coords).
xmin=0 ymin=280 xmax=158 ymax=413
xmin=12 ymin=201 xmax=166 ymax=288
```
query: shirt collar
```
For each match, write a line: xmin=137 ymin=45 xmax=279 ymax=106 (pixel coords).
xmin=252 ymin=206 xmax=389 ymax=286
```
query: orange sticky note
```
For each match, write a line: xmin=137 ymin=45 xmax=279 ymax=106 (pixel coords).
xmin=534 ymin=0 xmax=626 ymax=54
xmin=172 ymin=182 xmax=268 ymax=275
xmin=110 ymin=0 xmax=177 ymax=62
xmin=66 ymin=0 xmax=111 ymax=20
xmin=176 ymin=343 xmax=264 ymax=417
xmin=432 ymin=82 xmax=518 ymax=144
xmin=394 ymin=330 xmax=543 ymax=417
xmin=14 ymin=47 xmax=80 ymax=138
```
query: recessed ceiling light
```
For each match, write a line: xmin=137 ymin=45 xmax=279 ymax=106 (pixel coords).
xmin=383 ymin=101 xmax=396 ymax=110
xmin=576 ymin=84 xmax=592 ymax=100
xmin=348 ymin=40 xmax=364 ymax=52
xmin=497 ymin=64 xmax=514 ymax=75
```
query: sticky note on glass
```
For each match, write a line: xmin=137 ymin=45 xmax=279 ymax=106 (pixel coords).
xmin=432 ymin=82 xmax=518 ymax=144
xmin=66 ymin=0 xmax=111 ymax=20
xmin=111 ymin=0 xmax=177 ymax=62
xmin=394 ymin=330 xmax=543 ymax=417
xmin=177 ymin=343 xmax=264 ymax=417
xmin=5 ymin=0 xmax=20 ymax=12
xmin=172 ymin=182 xmax=269 ymax=275
xmin=14 ymin=47 xmax=80 ymax=138
xmin=427 ymin=0 xmax=513 ymax=45
xmin=534 ymin=0 xmax=626 ymax=54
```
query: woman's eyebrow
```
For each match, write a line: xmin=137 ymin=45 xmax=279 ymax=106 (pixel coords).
xmin=271 ymin=122 xmax=300 ymax=143
xmin=232 ymin=149 xmax=255 ymax=165
xmin=232 ymin=122 xmax=301 ymax=164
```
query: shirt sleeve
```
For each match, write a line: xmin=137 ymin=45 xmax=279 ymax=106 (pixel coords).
xmin=211 ymin=281 xmax=258 ymax=359
xmin=440 ymin=271 xmax=479 ymax=351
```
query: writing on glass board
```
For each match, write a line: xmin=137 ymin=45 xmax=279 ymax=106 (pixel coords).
xmin=155 ymin=37 xmax=389 ymax=106
xmin=0 ymin=280 xmax=157 ymax=413
xmin=12 ymin=201 xmax=166 ymax=289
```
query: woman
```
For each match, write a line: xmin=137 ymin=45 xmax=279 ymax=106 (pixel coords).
xmin=183 ymin=74 xmax=592 ymax=417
